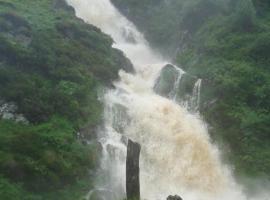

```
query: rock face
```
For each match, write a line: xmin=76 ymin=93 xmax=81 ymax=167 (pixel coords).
xmin=0 ymin=101 xmax=28 ymax=124
xmin=112 ymin=103 xmax=130 ymax=134
xmin=154 ymin=64 xmax=180 ymax=97
xmin=112 ymin=48 xmax=135 ymax=74
xmin=154 ymin=64 xmax=198 ymax=105
xmin=126 ymin=139 xmax=141 ymax=200
xmin=167 ymin=195 xmax=183 ymax=200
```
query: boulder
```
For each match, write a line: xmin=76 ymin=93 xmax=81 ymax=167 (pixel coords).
xmin=178 ymin=74 xmax=197 ymax=98
xmin=154 ymin=64 xmax=180 ymax=97
xmin=167 ymin=195 xmax=183 ymax=200
xmin=154 ymin=64 xmax=202 ymax=111
xmin=154 ymin=64 xmax=197 ymax=99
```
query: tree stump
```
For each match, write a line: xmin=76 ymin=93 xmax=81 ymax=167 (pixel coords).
xmin=126 ymin=139 xmax=141 ymax=200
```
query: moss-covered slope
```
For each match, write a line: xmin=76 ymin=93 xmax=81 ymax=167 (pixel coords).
xmin=0 ymin=0 xmax=132 ymax=199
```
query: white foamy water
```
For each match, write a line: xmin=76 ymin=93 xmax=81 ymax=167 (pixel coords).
xmin=66 ymin=1 xmax=267 ymax=200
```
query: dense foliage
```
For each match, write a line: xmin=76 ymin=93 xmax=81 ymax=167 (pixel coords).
xmin=112 ymin=0 xmax=270 ymax=179
xmin=0 ymin=0 xmax=132 ymax=199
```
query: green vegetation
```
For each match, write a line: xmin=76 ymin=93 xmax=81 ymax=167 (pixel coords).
xmin=0 ymin=0 xmax=132 ymax=199
xmin=112 ymin=0 xmax=270 ymax=179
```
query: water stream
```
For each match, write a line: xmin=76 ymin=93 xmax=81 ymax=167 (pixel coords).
xmin=66 ymin=1 xmax=257 ymax=200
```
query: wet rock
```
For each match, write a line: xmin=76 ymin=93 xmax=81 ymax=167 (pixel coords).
xmin=154 ymin=64 xmax=179 ymax=97
xmin=154 ymin=64 xmax=198 ymax=100
xmin=167 ymin=195 xmax=183 ymax=200
xmin=154 ymin=64 xmax=201 ymax=111
xmin=126 ymin=139 xmax=141 ymax=200
xmin=176 ymin=73 xmax=197 ymax=102
xmin=112 ymin=103 xmax=130 ymax=134
xmin=112 ymin=48 xmax=135 ymax=74
xmin=199 ymin=79 xmax=218 ymax=112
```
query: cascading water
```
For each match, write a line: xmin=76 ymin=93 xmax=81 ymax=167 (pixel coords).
xmin=168 ymin=67 xmax=185 ymax=101
xmin=67 ymin=0 xmax=254 ymax=200
xmin=191 ymin=79 xmax=202 ymax=111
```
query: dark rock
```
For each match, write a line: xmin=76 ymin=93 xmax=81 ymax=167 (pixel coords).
xmin=167 ymin=195 xmax=183 ymax=200
xmin=154 ymin=63 xmax=198 ymax=100
xmin=53 ymin=0 xmax=75 ymax=13
xmin=112 ymin=48 xmax=135 ymax=74
xmin=126 ymin=139 xmax=141 ymax=200
xmin=154 ymin=64 xmax=201 ymax=110
xmin=199 ymin=79 xmax=218 ymax=112
xmin=154 ymin=64 xmax=179 ymax=97
xmin=112 ymin=103 xmax=130 ymax=134
xmin=177 ymin=73 xmax=197 ymax=100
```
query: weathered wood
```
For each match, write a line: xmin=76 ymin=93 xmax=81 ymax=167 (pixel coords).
xmin=126 ymin=139 xmax=141 ymax=200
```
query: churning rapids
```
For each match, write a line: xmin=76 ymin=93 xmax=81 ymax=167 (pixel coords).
xmin=67 ymin=1 xmax=268 ymax=200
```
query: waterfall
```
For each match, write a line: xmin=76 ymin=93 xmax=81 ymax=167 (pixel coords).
xmin=191 ymin=79 xmax=202 ymax=111
xmin=67 ymin=0 xmax=249 ymax=200
xmin=168 ymin=66 xmax=185 ymax=101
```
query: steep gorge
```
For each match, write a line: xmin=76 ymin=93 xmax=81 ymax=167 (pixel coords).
xmin=67 ymin=0 xmax=269 ymax=200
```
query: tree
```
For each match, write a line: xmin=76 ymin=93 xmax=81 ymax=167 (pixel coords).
xmin=234 ymin=0 xmax=256 ymax=31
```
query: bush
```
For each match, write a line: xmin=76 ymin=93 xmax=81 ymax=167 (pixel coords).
xmin=232 ymin=0 xmax=257 ymax=31
xmin=0 ymin=118 xmax=96 ymax=192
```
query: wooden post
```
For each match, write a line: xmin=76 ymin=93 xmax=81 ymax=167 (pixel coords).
xmin=126 ymin=139 xmax=141 ymax=200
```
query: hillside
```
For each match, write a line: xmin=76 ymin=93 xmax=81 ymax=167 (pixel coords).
xmin=0 ymin=0 xmax=132 ymax=199
xmin=111 ymin=0 xmax=270 ymax=179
